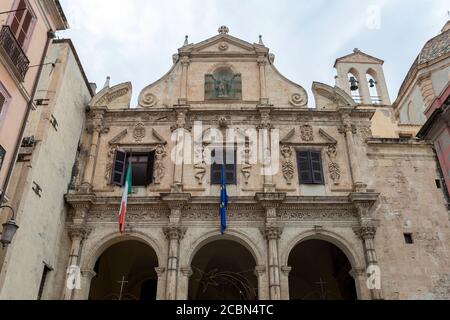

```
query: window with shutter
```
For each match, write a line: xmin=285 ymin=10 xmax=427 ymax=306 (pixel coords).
xmin=111 ymin=150 xmax=156 ymax=187
xmin=111 ymin=150 xmax=127 ymax=186
xmin=0 ymin=82 xmax=10 ymax=118
xmin=8 ymin=0 xmax=36 ymax=50
xmin=0 ymin=92 xmax=5 ymax=116
xmin=211 ymin=147 xmax=237 ymax=185
xmin=296 ymin=150 xmax=324 ymax=185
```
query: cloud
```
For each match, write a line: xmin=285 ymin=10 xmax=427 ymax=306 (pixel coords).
xmin=58 ymin=0 xmax=449 ymax=106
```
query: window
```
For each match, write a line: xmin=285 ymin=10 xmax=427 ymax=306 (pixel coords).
xmin=37 ymin=264 xmax=52 ymax=300
xmin=111 ymin=150 xmax=155 ymax=187
xmin=0 ymin=145 xmax=6 ymax=173
xmin=296 ymin=150 xmax=324 ymax=185
xmin=404 ymin=233 xmax=414 ymax=244
xmin=211 ymin=148 xmax=237 ymax=185
xmin=0 ymin=82 xmax=11 ymax=119
xmin=8 ymin=0 xmax=36 ymax=50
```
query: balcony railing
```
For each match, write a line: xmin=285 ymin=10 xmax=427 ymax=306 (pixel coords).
xmin=0 ymin=25 xmax=30 ymax=82
xmin=370 ymin=96 xmax=382 ymax=105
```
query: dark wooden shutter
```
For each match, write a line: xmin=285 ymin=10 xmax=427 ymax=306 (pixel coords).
xmin=211 ymin=148 xmax=236 ymax=184
xmin=111 ymin=150 xmax=127 ymax=186
xmin=310 ymin=151 xmax=324 ymax=184
xmin=297 ymin=151 xmax=312 ymax=184
xmin=211 ymin=149 xmax=222 ymax=185
xmin=0 ymin=91 xmax=5 ymax=115
xmin=224 ymin=148 xmax=237 ymax=184
xmin=147 ymin=151 xmax=155 ymax=184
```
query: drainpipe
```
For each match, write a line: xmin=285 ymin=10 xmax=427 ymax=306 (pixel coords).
xmin=0 ymin=30 xmax=55 ymax=206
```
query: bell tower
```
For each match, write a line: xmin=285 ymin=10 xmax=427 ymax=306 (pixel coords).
xmin=334 ymin=48 xmax=391 ymax=105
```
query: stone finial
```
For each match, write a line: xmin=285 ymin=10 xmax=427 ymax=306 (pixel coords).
xmin=218 ymin=25 xmax=229 ymax=34
xmin=353 ymin=48 xmax=360 ymax=53
xmin=183 ymin=35 xmax=189 ymax=46
xmin=258 ymin=35 xmax=264 ymax=45
xmin=103 ymin=76 xmax=110 ymax=89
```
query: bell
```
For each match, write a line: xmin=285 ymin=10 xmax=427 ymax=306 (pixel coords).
xmin=368 ymin=78 xmax=377 ymax=88
xmin=349 ymin=77 xmax=359 ymax=91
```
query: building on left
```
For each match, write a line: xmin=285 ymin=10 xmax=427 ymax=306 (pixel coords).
xmin=0 ymin=1 xmax=95 ymax=299
xmin=0 ymin=0 xmax=68 ymax=204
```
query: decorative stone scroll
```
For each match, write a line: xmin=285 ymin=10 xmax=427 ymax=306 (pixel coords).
xmin=140 ymin=92 xmax=157 ymax=108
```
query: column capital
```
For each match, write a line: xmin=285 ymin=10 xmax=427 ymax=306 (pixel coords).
xmin=353 ymin=225 xmax=377 ymax=240
xmin=180 ymin=56 xmax=191 ymax=67
xmin=257 ymin=56 xmax=267 ymax=66
xmin=349 ymin=267 xmax=366 ymax=279
xmin=163 ymin=225 xmax=187 ymax=240
xmin=155 ymin=267 xmax=166 ymax=278
xmin=261 ymin=223 xmax=283 ymax=240
xmin=81 ymin=269 xmax=97 ymax=280
xmin=254 ymin=265 xmax=266 ymax=278
xmin=281 ymin=265 xmax=292 ymax=276
xmin=180 ymin=266 xmax=193 ymax=278
xmin=67 ymin=224 xmax=92 ymax=241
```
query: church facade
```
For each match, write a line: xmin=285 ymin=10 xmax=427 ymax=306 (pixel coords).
xmin=3 ymin=26 xmax=450 ymax=300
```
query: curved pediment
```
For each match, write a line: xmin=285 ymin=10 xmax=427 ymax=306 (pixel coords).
xmin=89 ymin=82 xmax=132 ymax=109
xmin=312 ymin=82 xmax=355 ymax=109
xmin=137 ymin=27 xmax=309 ymax=109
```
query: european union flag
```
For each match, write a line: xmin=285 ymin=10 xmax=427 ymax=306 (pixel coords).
xmin=219 ymin=164 xmax=228 ymax=235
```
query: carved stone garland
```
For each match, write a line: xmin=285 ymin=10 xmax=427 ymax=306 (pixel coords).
xmin=241 ymin=142 xmax=252 ymax=185
xmin=326 ymin=144 xmax=341 ymax=185
xmin=153 ymin=144 xmax=167 ymax=184
xmin=280 ymin=145 xmax=294 ymax=185
xmin=194 ymin=145 xmax=207 ymax=185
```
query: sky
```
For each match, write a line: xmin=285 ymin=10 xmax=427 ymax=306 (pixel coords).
xmin=57 ymin=0 xmax=449 ymax=106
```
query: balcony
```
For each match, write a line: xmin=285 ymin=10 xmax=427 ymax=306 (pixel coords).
xmin=0 ymin=25 xmax=30 ymax=82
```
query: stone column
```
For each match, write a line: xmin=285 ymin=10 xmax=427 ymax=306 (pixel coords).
xmin=179 ymin=266 xmax=193 ymax=300
xmin=349 ymin=268 xmax=371 ymax=300
xmin=280 ymin=265 xmax=292 ymax=300
xmin=354 ymin=225 xmax=382 ymax=300
xmin=339 ymin=110 xmax=366 ymax=192
xmin=254 ymin=265 xmax=267 ymax=300
xmin=262 ymin=224 xmax=283 ymax=300
xmin=162 ymin=193 xmax=190 ymax=300
xmin=155 ymin=267 xmax=166 ymax=300
xmin=73 ymin=270 xmax=96 ymax=300
xmin=257 ymin=56 xmax=269 ymax=105
xmin=170 ymin=108 xmax=190 ymax=193
xmin=179 ymin=56 xmax=190 ymax=105
xmin=358 ymin=74 xmax=372 ymax=105
xmin=163 ymin=225 xmax=186 ymax=300
xmin=257 ymin=106 xmax=275 ymax=192
xmin=63 ymin=224 xmax=91 ymax=300
xmin=81 ymin=110 xmax=108 ymax=193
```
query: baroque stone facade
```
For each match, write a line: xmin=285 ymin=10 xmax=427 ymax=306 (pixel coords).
xmin=3 ymin=26 xmax=450 ymax=300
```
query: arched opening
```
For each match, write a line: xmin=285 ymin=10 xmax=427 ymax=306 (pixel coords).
xmin=347 ymin=70 xmax=361 ymax=104
xmin=89 ymin=240 xmax=158 ymax=300
xmin=189 ymin=239 xmax=257 ymax=300
xmin=366 ymin=70 xmax=381 ymax=104
xmin=288 ymin=239 xmax=357 ymax=300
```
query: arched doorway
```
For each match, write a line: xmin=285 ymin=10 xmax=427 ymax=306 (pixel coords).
xmin=288 ymin=239 xmax=357 ymax=300
xmin=89 ymin=240 xmax=158 ymax=300
xmin=189 ymin=240 xmax=257 ymax=300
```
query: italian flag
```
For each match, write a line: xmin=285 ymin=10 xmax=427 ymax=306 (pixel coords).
xmin=118 ymin=164 xmax=131 ymax=233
